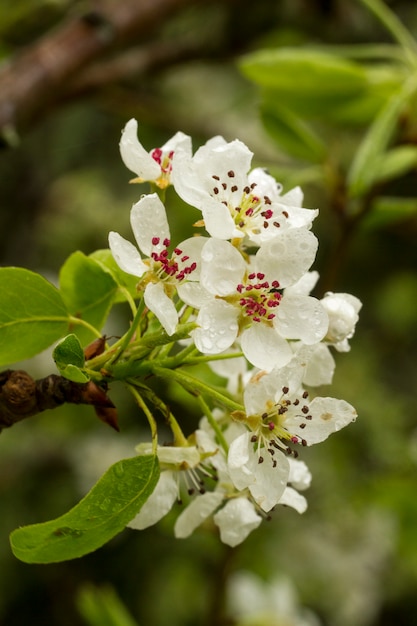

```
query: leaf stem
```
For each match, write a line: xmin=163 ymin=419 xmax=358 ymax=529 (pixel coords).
xmin=69 ymin=316 xmax=103 ymax=339
xmin=127 ymin=384 xmax=158 ymax=454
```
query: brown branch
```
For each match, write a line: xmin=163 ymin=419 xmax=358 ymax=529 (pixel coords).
xmin=0 ymin=370 xmax=118 ymax=432
xmin=0 ymin=0 xmax=202 ymax=142
xmin=63 ymin=40 xmax=206 ymax=99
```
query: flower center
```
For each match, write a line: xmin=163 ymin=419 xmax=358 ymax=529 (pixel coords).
xmin=151 ymin=148 xmax=175 ymax=188
xmin=149 ymin=237 xmax=198 ymax=283
xmin=250 ymin=387 xmax=313 ymax=463
xmin=236 ymin=273 xmax=282 ymax=322
xmin=210 ymin=172 xmax=289 ymax=236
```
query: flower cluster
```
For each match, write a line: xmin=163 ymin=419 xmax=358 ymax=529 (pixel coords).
xmin=109 ymin=119 xmax=361 ymax=547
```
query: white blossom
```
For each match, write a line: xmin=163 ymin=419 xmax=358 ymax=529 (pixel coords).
xmin=109 ymin=193 xmax=206 ymax=334
xmin=120 ymin=118 xmax=191 ymax=188
xmin=321 ymin=292 xmax=362 ymax=351
xmin=227 ymin=355 xmax=357 ymax=512
xmin=172 ymin=136 xmax=318 ymax=244
xmin=190 ymin=236 xmax=328 ymax=370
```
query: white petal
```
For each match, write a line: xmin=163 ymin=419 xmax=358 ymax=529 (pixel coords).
xmin=286 ymin=397 xmax=358 ymax=445
xmin=108 ymin=231 xmax=147 ymax=277
xmin=119 ymin=119 xmax=160 ymax=179
xmin=175 ymin=236 xmax=208 ymax=280
xmin=213 ymin=498 xmax=262 ymax=547
xmin=193 ymin=300 xmax=238 ymax=353
xmin=144 ymin=282 xmax=178 ymax=335
xmin=162 ymin=130 xmax=192 ymax=155
xmin=240 ymin=324 xmax=293 ymax=371
xmin=202 ymin=197 xmax=236 ymax=239
xmin=280 ymin=185 xmax=304 ymax=207
xmin=274 ymin=295 xmax=328 ymax=344
xmin=174 ymin=491 xmax=224 ymax=538
xmin=200 ymin=239 xmax=246 ymax=296
xmin=278 ymin=486 xmax=308 ymax=514
xmin=284 ymin=270 xmax=319 ymax=297
xmin=127 ymin=471 xmax=177 ymax=530
xmin=130 ymin=193 xmax=170 ymax=256
xmin=248 ymin=167 xmax=282 ymax=200
xmin=246 ymin=451 xmax=290 ymax=512
xmin=321 ymin=292 xmax=362 ymax=345
xmin=287 ymin=458 xmax=312 ymax=491
xmin=255 ymin=228 xmax=318 ymax=288
xmin=228 ymin=431 xmax=253 ymax=491
xmin=177 ymin=282 xmax=212 ymax=308
xmin=301 ymin=343 xmax=335 ymax=386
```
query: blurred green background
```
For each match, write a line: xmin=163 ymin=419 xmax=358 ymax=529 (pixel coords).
xmin=1 ymin=1 xmax=417 ymax=625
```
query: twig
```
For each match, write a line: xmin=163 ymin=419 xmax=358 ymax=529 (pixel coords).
xmin=0 ymin=369 xmax=118 ymax=432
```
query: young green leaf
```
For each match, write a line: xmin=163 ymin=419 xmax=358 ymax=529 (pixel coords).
xmin=10 ymin=454 xmax=160 ymax=564
xmin=77 ymin=585 xmax=140 ymax=626
xmin=260 ymin=102 xmax=327 ymax=163
xmin=240 ymin=48 xmax=367 ymax=97
xmin=0 ymin=267 xmax=69 ymax=366
xmin=53 ymin=333 xmax=85 ymax=368
xmin=347 ymin=76 xmax=417 ymax=197
xmin=361 ymin=196 xmax=417 ymax=230
xmin=59 ymin=252 xmax=118 ymax=343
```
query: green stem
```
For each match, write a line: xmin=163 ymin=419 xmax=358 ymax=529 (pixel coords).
xmin=105 ymin=298 xmax=146 ymax=367
xmin=358 ymin=0 xmax=417 ymax=63
xmin=128 ymin=380 xmax=188 ymax=446
xmin=197 ymin=395 xmax=229 ymax=455
xmin=152 ymin=366 xmax=244 ymax=413
xmin=127 ymin=384 xmax=158 ymax=454
xmin=69 ymin=316 xmax=103 ymax=339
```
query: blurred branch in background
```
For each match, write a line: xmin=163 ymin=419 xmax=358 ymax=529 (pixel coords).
xmin=0 ymin=0 xmax=217 ymax=144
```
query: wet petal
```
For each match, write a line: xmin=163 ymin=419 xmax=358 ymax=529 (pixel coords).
xmin=108 ymin=231 xmax=147 ymax=277
xmin=144 ymin=282 xmax=178 ymax=335
xmin=274 ymin=295 xmax=328 ymax=344
xmin=213 ymin=498 xmax=262 ymax=547
xmin=286 ymin=397 xmax=358 ymax=445
xmin=240 ymin=324 xmax=293 ymax=371
xmin=174 ymin=491 xmax=224 ymax=538
xmin=200 ymin=239 xmax=246 ymax=296
xmin=255 ymin=228 xmax=318 ymax=288
xmin=130 ymin=193 xmax=170 ymax=256
xmin=193 ymin=300 xmax=239 ymax=353
xmin=119 ymin=118 xmax=161 ymax=180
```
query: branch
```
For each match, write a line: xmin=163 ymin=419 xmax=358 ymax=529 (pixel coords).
xmin=0 ymin=370 xmax=118 ymax=432
xmin=0 ymin=0 xmax=200 ymax=142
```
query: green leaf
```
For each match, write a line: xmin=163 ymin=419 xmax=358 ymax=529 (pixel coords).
xmin=361 ymin=196 xmax=417 ymax=230
xmin=347 ymin=76 xmax=417 ymax=197
xmin=77 ymin=585 xmax=139 ymax=626
xmin=260 ymin=102 xmax=326 ymax=163
xmin=59 ymin=252 xmax=118 ymax=343
xmin=0 ymin=267 xmax=69 ymax=366
xmin=10 ymin=454 xmax=160 ymax=564
xmin=53 ymin=334 xmax=89 ymax=382
xmin=89 ymin=249 xmax=139 ymax=304
xmin=372 ymin=146 xmax=417 ymax=184
xmin=53 ymin=333 xmax=85 ymax=368
xmin=240 ymin=48 xmax=367 ymax=98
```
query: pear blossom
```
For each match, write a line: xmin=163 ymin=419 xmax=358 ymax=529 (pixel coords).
xmin=120 ymin=118 xmax=191 ymax=188
xmin=109 ymin=193 xmax=206 ymax=335
xmin=227 ymin=571 xmax=321 ymax=626
xmin=191 ymin=236 xmax=328 ymax=370
xmin=227 ymin=355 xmax=357 ymax=512
xmin=172 ymin=136 xmax=318 ymax=244
xmin=127 ymin=443 xmax=202 ymax=530
xmin=320 ymin=292 xmax=362 ymax=352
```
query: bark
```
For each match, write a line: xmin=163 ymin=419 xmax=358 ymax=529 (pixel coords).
xmin=0 ymin=0 xmax=200 ymax=141
xmin=0 ymin=369 xmax=118 ymax=432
